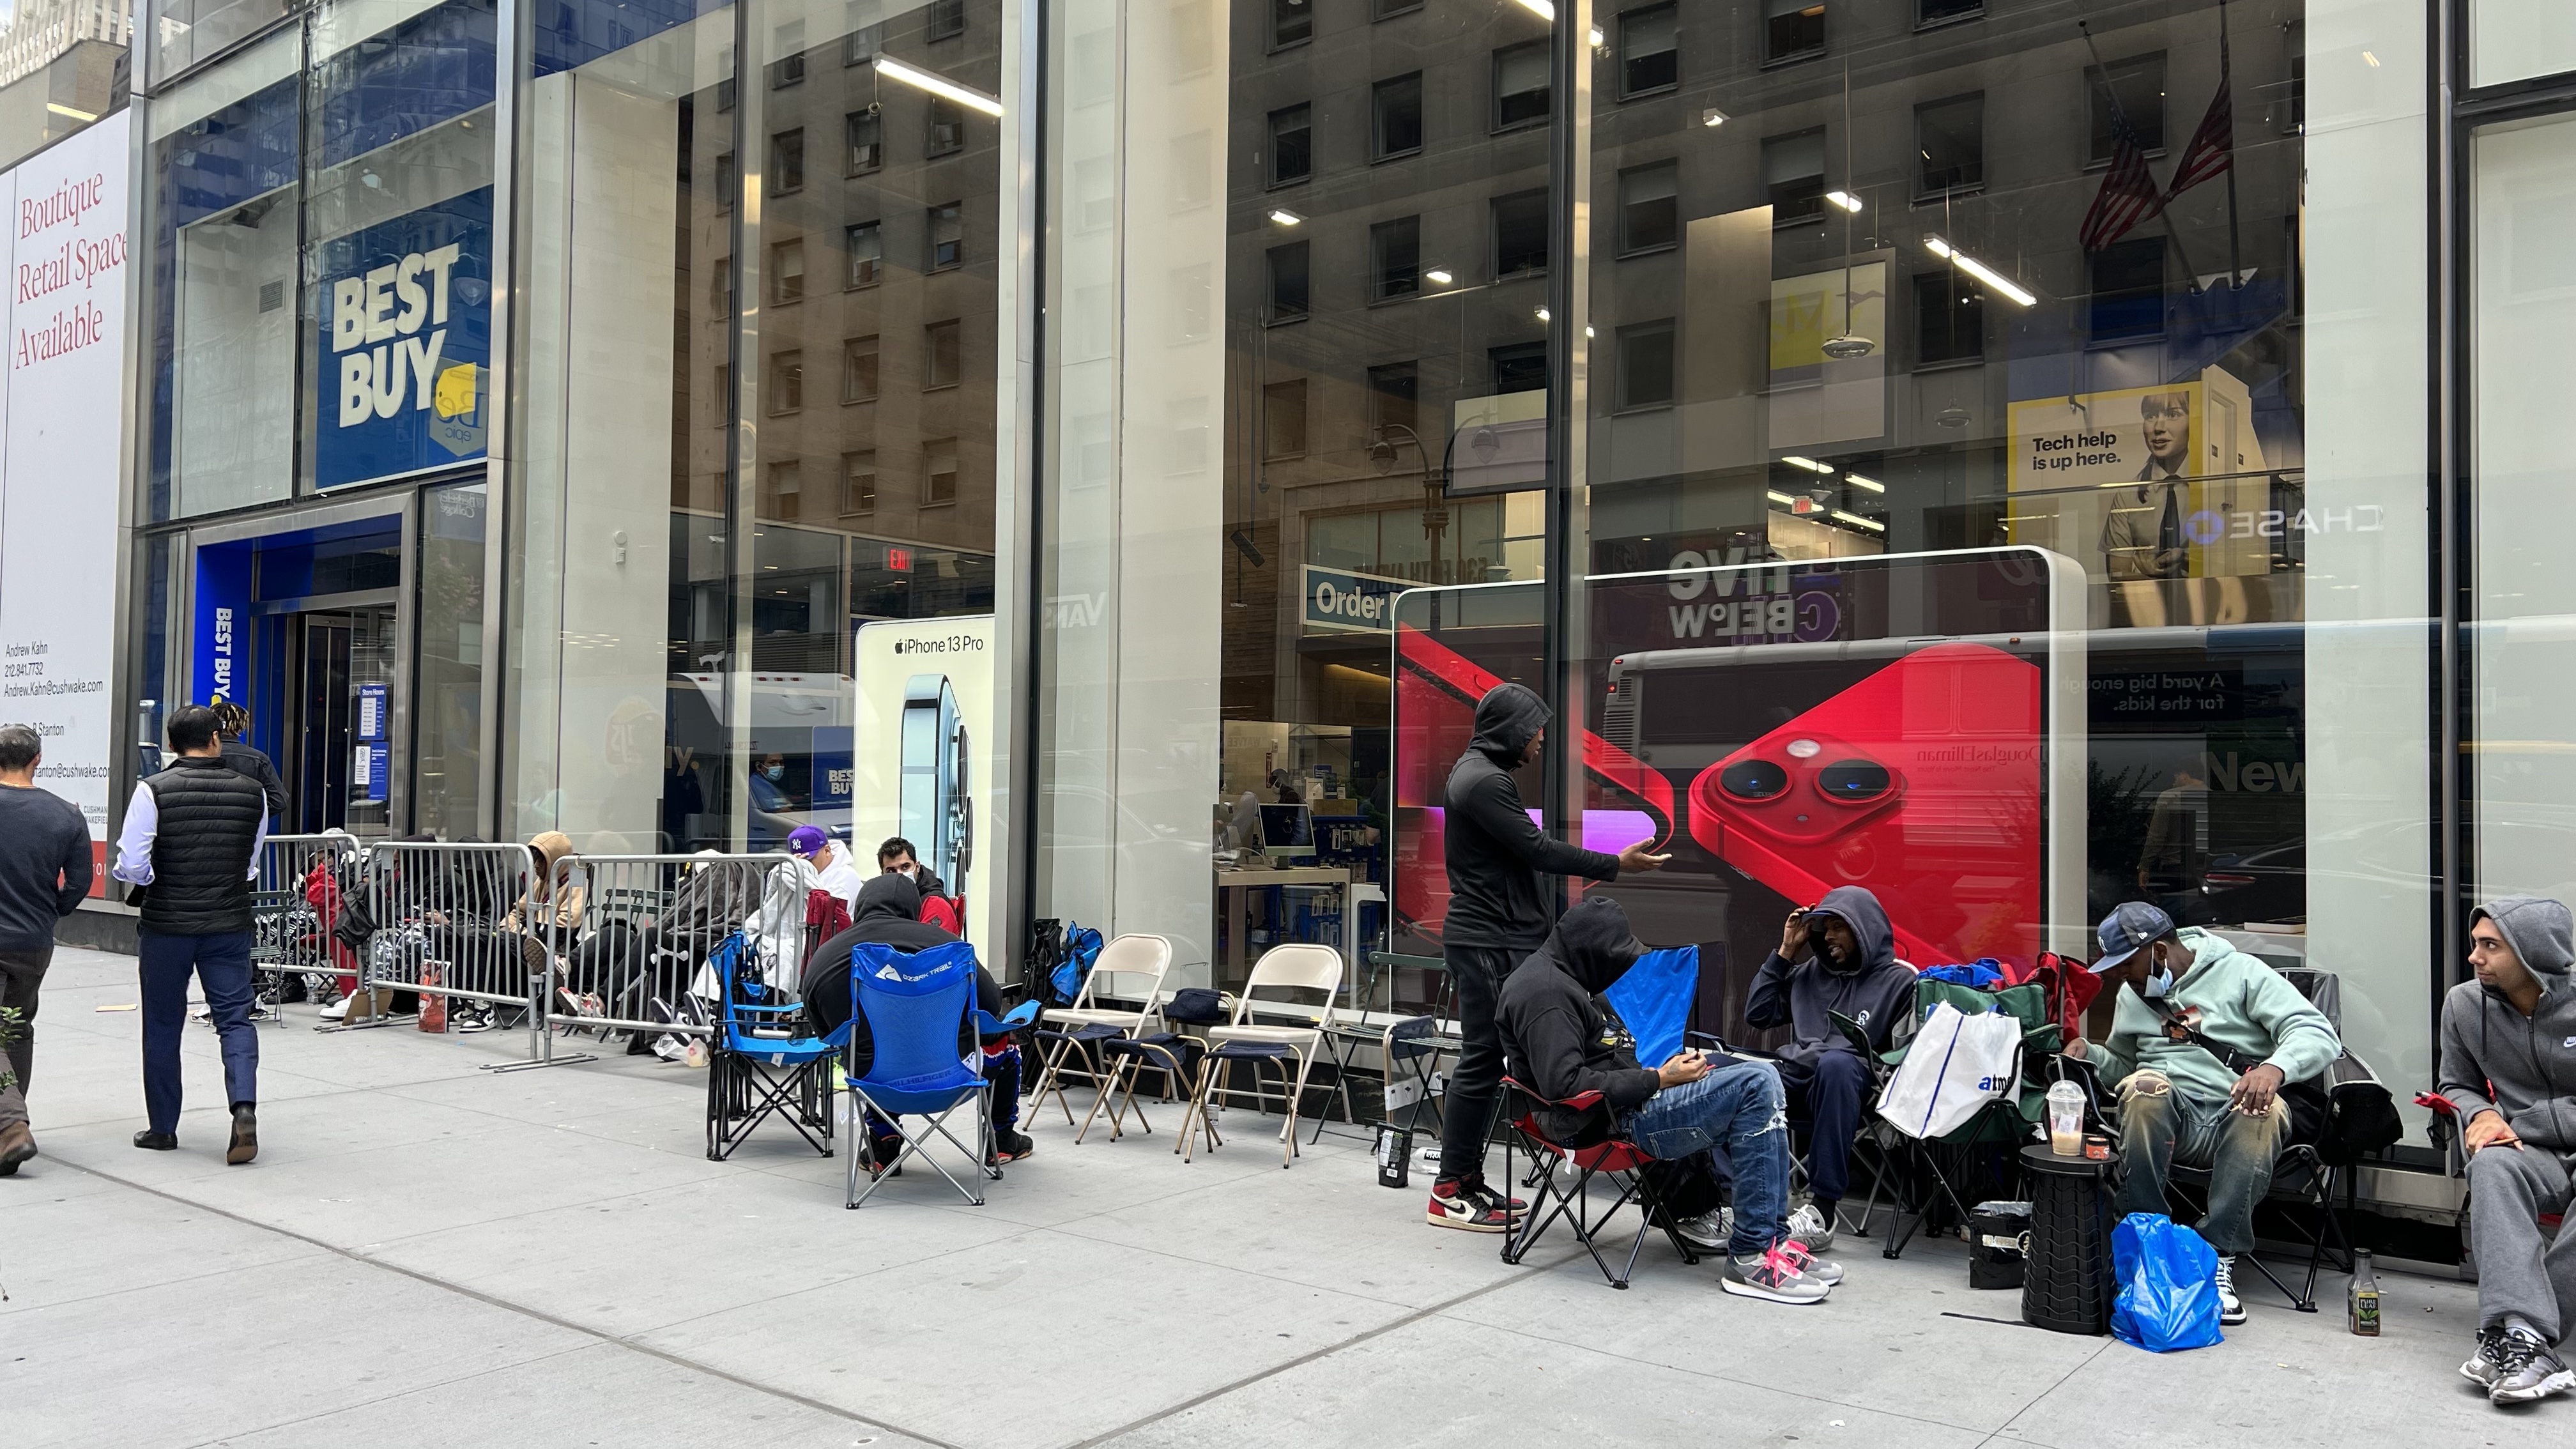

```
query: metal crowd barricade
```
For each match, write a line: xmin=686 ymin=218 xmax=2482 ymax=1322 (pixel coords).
xmin=249 ymin=832 xmax=364 ymax=1022
xmin=355 ymin=840 xmax=580 ymax=1071
xmin=533 ymin=852 xmax=800 ymax=1070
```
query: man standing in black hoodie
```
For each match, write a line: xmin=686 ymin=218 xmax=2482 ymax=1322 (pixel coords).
xmin=802 ymin=873 xmax=1030 ymax=1164
xmin=1429 ymin=682 xmax=1667 ymax=1231
xmin=0 ymin=724 xmax=94 ymax=1178
xmin=1499 ymin=897 xmax=1838 ymax=1303
xmin=1744 ymin=885 xmax=1917 ymax=1249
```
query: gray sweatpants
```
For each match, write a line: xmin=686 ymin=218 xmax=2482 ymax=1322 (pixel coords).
xmin=2467 ymin=1143 xmax=2576 ymax=1343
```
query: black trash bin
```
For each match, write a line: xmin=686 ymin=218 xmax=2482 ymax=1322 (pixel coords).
xmin=2020 ymin=1144 xmax=2116 ymax=1335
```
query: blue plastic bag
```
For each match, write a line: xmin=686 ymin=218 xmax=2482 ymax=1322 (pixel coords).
xmin=2110 ymin=1213 xmax=2224 ymax=1352
xmin=1602 ymin=945 xmax=1698 ymax=1067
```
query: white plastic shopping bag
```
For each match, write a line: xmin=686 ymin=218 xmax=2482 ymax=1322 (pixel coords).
xmin=1874 ymin=1000 xmax=2020 ymax=1139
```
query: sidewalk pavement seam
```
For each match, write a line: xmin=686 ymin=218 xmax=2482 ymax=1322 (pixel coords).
xmin=42 ymin=1155 xmax=972 ymax=1449
xmin=1056 ymin=1243 xmax=1583 ymax=1449
xmin=1983 ymin=1331 xmax=2117 ymax=1446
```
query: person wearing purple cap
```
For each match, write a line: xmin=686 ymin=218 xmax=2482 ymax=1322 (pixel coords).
xmin=788 ymin=825 xmax=863 ymax=914
xmin=2064 ymin=900 xmax=2338 ymax=1326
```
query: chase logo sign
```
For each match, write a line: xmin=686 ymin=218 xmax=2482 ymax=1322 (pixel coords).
xmin=313 ymin=188 xmax=493 ymax=489
xmin=1302 ymin=565 xmax=1409 ymax=634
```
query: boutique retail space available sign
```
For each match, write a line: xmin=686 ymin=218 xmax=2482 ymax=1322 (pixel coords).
xmin=314 ymin=186 xmax=493 ymax=488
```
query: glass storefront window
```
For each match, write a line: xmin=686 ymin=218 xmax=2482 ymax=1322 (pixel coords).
xmin=149 ymin=0 xmax=293 ymax=88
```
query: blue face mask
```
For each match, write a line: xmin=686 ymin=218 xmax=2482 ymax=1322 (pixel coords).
xmin=763 ymin=765 xmax=785 ymax=781
xmin=2142 ymin=963 xmax=2175 ymax=999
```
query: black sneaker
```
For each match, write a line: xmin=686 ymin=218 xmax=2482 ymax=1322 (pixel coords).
xmin=993 ymin=1128 xmax=1035 ymax=1163
xmin=1425 ymin=1179 xmax=1511 ymax=1232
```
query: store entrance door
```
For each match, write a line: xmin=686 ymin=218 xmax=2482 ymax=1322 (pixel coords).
xmin=287 ymin=609 xmax=397 ymax=836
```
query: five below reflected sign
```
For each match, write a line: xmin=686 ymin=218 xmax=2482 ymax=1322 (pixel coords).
xmin=315 ymin=187 xmax=494 ymax=489
xmin=1302 ymin=565 xmax=1409 ymax=634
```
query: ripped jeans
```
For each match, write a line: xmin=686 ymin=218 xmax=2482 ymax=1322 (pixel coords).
xmin=2110 ymin=1068 xmax=2288 ymax=1255
xmin=1625 ymin=1054 xmax=1790 ymax=1259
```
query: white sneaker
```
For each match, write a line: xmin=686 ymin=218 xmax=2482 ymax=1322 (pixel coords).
xmin=1672 ymin=1208 xmax=1732 ymax=1252
xmin=2214 ymin=1254 xmax=2246 ymax=1325
xmin=318 ymin=998 xmax=349 ymax=1022
xmin=1786 ymin=1202 xmax=1837 ymax=1252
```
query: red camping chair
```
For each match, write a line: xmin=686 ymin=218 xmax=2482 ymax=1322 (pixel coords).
xmin=1497 ymin=1073 xmax=1705 ymax=1290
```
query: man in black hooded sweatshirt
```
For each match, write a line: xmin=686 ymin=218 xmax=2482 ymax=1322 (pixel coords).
xmin=1744 ymin=884 xmax=1917 ymax=1248
xmin=1429 ymin=682 xmax=1667 ymax=1231
xmin=802 ymin=873 xmax=1031 ymax=1164
xmin=1500 ymin=896 xmax=1839 ymax=1303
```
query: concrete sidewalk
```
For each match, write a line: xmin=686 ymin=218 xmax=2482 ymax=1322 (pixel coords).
xmin=0 ymin=946 xmax=2557 ymax=1448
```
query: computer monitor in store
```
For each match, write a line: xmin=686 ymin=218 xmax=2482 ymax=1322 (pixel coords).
xmin=1257 ymin=804 xmax=1315 ymax=861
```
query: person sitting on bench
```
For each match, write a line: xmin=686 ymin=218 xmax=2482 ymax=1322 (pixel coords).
xmin=802 ymin=873 xmax=1031 ymax=1166
xmin=1744 ymin=885 xmax=1917 ymax=1250
xmin=1499 ymin=894 xmax=1840 ymax=1305
xmin=2065 ymin=901 xmax=2339 ymax=1328
xmin=2442 ymin=896 xmax=2576 ymax=1407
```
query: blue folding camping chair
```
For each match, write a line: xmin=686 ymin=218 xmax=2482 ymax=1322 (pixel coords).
xmin=844 ymin=940 xmax=1036 ymax=1208
xmin=705 ymin=929 xmax=846 ymax=1161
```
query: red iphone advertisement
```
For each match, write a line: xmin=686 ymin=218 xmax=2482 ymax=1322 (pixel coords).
xmin=1391 ymin=549 xmax=2085 ymax=985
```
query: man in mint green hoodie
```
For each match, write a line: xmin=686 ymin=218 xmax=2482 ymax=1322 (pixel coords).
xmin=2065 ymin=901 xmax=2340 ymax=1325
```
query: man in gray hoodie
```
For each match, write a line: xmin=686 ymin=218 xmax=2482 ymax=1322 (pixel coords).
xmin=2442 ymin=896 xmax=2576 ymax=1407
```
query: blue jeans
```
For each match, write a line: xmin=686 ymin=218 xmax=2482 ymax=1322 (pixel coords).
xmin=1625 ymin=1055 xmax=1790 ymax=1258
xmin=2110 ymin=1069 xmax=2288 ymax=1255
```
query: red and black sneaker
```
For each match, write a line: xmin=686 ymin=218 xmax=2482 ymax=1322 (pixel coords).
xmin=1466 ymin=1178 xmax=1529 ymax=1220
xmin=1425 ymin=1178 xmax=1512 ymax=1232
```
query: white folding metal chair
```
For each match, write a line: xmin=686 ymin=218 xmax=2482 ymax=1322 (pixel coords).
xmin=1177 ymin=943 xmax=1344 ymax=1168
xmin=1026 ymin=933 xmax=1174 ymax=1137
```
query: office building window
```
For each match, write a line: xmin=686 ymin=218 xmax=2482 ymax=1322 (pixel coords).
xmin=2090 ymin=236 xmax=2166 ymax=341
xmin=1619 ymin=160 xmax=1678 ymax=254
xmin=772 ymin=22 xmax=806 ymax=87
xmin=1268 ymin=103 xmax=1312 ymax=186
xmin=1492 ymin=189 xmax=1549 ymax=276
xmin=712 ymin=364 xmax=730 ymax=423
xmin=1372 ymin=0 xmax=1420 ymax=18
xmin=715 ymin=152 xmax=735 ymax=210
xmin=1913 ymin=270 xmax=1984 ymax=364
xmin=2087 ymin=53 xmax=2167 ymax=162
xmin=1271 ymin=0 xmax=1309 ymax=50
xmin=928 ymin=202 xmax=963 ymax=271
xmin=1494 ymin=42 xmax=1549 ymax=130
xmin=770 ymin=238 xmax=806 ymax=303
xmin=769 ymin=128 xmax=805 ymax=194
xmin=927 ymin=97 xmax=965 ymax=157
xmin=1765 ymin=0 xmax=1825 ymax=64
xmin=1620 ymin=4 xmax=1678 ymax=97
xmin=925 ymin=319 xmax=963 ymax=388
xmin=923 ymin=440 xmax=959 ymax=504
xmin=846 ymin=109 xmax=882 ymax=174
xmin=846 ymin=222 xmax=882 ymax=288
xmin=1917 ymin=93 xmax=1985 ymax=195
xmin=764 ymin=459 xmax=802 ymax=519
xmin=767 ymin=350 xmax=804 ymax=414
xmin=841 ymin=452 xmax=877 ymax=515
xmin=1368 ymin=362 xmax=1419 ymax=439
xmin=1371 ymin=215 xmax=1420 ymax=301
xmin=710 ymin=258 xmax=733 ymax=314
xmin=1764 ymin=129 xmax=1825 ymax=225
xmin=1268 ymin=241 xmax=1311 ymax=321
xmin=843 ymin=335 xmax=880 ymax=402
xmin=842 ymin=21 xmax=881 ymax=66
xmin=1374 ymin=72 xmax=1424 ymax=160
xmin=1918 ymin=0 xmax=1979 ymax=24
xmin=927 ymin=0 xmax=965 ymax=41
xmin=1489 ymin=341 xmax=1547 ymax=394
xmin=1616 ymin=321 xmax=1676 ymax=410
xmin=1264 ymin=378 xmax=1308 ymax=459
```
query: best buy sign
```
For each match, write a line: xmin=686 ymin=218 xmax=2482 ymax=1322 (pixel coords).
xmin=311 ymin=187 xmax=493 ymax=488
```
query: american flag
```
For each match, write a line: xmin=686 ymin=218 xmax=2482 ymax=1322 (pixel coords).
xmin=2080 ymin=108 xmax=2165 ymax=253
xmin=2162 ymin=45 xmax=2234 ymax=203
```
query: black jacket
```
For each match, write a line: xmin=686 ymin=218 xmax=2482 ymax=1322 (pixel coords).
xmin=0 ymin=783 xmax=91 ymax=951
xmin=138 ymin=757 xmax=265 ymax=935
xmin=220 ymin=739 xmax=289 ymax=822
xmin=1441 ymin=684 xmax=1620 ymax=949
xmin=801 ymin=873 xmax=1000 ymax=1073
xmin=1744 ymin=884 xmax=1917 ymax=1070
xmin=1499 ymin=896 xmax=1662 ymax=1143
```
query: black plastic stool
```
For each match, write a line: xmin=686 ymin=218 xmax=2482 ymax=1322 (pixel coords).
xmin=2020 ymin=1143 xmax=2116 ymax=1335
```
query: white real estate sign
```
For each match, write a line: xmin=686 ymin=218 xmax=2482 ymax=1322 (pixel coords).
xmin=0 ymin=111 xmax=132 ymax=884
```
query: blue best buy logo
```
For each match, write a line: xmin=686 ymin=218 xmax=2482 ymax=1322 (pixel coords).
xmin=330 ymin=244 xmax=473 ymax=429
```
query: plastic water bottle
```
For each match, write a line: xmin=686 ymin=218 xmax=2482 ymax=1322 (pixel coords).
xmin=2348 ymin=1250 xmax=2381 ymax=1336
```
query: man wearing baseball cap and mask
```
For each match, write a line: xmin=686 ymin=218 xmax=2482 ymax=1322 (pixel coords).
xmin=2066 ymin=900 xmax=2339 ymax=1326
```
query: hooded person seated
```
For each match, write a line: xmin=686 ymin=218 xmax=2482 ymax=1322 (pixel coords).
xmin=1744 ymin=885 xmax=1919 ymax=1249
xmin=801 ymin=873 xmax=1031 ymax=1166
xmin=1499 ymin=895 xmax=1841 ymax=1305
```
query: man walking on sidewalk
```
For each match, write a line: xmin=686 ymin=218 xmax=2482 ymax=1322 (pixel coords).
xmin=112 ymin=705 xmax=268 ymax=1164
xmin=0 ymin=723 xmax=95 ymax=1177
xmin=1426 ymin=682 xmax=1667 ymax=1231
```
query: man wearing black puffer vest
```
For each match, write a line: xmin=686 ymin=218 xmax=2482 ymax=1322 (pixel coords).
xmin=1427 ymin=682 xmax=1667 ymax=1232
xmin=112 ymin=705 xmax=268 ymax=1165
